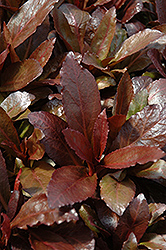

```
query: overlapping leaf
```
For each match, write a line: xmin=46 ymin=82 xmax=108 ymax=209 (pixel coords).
xmin=47 ymin=165 xmax=97 ymax=208
xmin=147 ymin=48 xmax=166 ymax=78
xmin=156 ymin=0 xmax=166 ymax=24
xmin=10 ymin=193 xmax=79 ymax=229
xmin=114 ymin=193 xmax=150 ymax=248
xmin=0 ymin=59 xmax=43 ymax=92
xmin=140 ymin=233 xmax=166 ymax=249
xmin=6 ymin=0 xmax=59 ymax=49
xmin=112 ymin=104 xmax=166 ymax=149
xmin=103 ymin=145 xmax=165 ymax=169
xmin=122 ymin=233 xmax=138 ymax=250
xmin=147 ymin=78 xmax=166 ymax=106
xmin=60 ymin=52 xmax=101 ymax=141
xmin=121 ymin=0 xmax=143 ymax=24
xmin=100 ymin=175 xmax=136 ymax=216
xmin=149 ymin=203 xmax=166 ymax=225
xmin=28 ymin=111 xmax=81 ymax=166
xmin=19 ymin=161 xmax=54 ymax=196
xmin=90 ymin=7 xmax=116 ymax=60
xmin=112 ymin=29 xmax=163 ymax=63
xmin=0 ymin=91 xmax=35 ymax=118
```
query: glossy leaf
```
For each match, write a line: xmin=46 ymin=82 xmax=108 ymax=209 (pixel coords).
xmin=29 ymin=221 xmax=95 ymax=250
xmin=107 ymin=114 xmax=126 ymax=142
xmin=7 ymin=0 xmax=58 ymax=48
xmin=29 ymin=38 xmax=56 ymax=68
xmin=156 ymin=0 xmax=166 ymax=24
xmin=63 ymin=128 xmax=94 ymax=163
xmin=26 ymin=128 xmax=45 ymax=160
xmin=0 ymin=150 xmax=10 ymax=210
xmin=91 ymin=7 xmax=116 ymax=60
xmin=0 ymin=91 xmax=35 ymax=118
xmin=147 ymin=78 xmax=166 ymax=106
xmin=149 ymin=203 xmax=166 ymax=225
xmin=93 ymin=109 xmax=109 ymax=160
xmin=10 ymin=193 xmax=79 ymax=230
xmin=0 ymin=107 xmax=20 ymax=147
xmin=133 ymin=159 xmax=166 ymax=180
xmin=122 ymin=232 xmax=138 ymax=250
xmin=47 ymin=165 xmax=97 ymax=208
xmin=121 ymin=0 xmax=143 ymax=24
xmin=112 ymin=104 xmax=166 ymax=149
xmin=28 ymin=111 xmax=81 ymax=166
xmin=0 ymin=59 xmax=43 ymax=92
xmin=59 ymin=4 xmax=90 ymax=53
xmin=113 ymin=29 xmax=163 ymax=63
xmin=140 ymin=233 xmax=166 ymax=249
xmin=60 ymin=52 xmax=101 ymax=141
xmin=114 ymin=193 xmax=150 ymax=248
xmin=126 ymin=89 xmax=148 ymax=120
xmin=147 ymin=48 xmax=166 ymax=78
xmin=115 ymin=71 xmax=134 ymax=116
xmin=1 ymin=213 xmax=11 ymax=246
xmin=19 ymin=161 xmax=56 ymax=196
xmin=131 ymin=76 xmax=153 ymax=95
xmin=100 ymin=175 xmax=136 ymax=216
xmin=103 ymin=145 xmax=165 ymax=169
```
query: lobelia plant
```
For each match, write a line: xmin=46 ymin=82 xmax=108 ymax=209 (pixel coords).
xmin=0 ymin=0 xmax=166 ymax=249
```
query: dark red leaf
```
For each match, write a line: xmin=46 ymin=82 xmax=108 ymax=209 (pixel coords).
xmin=0 ymin=59 xmax=43 ymax=92
xmin=122 ymin=232 xmax=138 ymax=250
xmin=90 ymin=7 xmax=116 ymax=60
xmin=112 ymin=29 xmax=163 ymax=63
xmin=29 ymin=38 xmax=56 ymax=68
xmin=60 ymin=52 xmax=101 ymax=141
xmin=63 ymin=128 xmax=94 ymax=163
xmin=107 ymin=114 xmax=126 ymax=142
xmin=29 ymin=221 xmax=95 ymax=250
xmin=125 ymin=20 xmax=145 ymax=36
xmin=7 ymin=190 xmax=23 ymax=221
xmin=0 ymin=150 xmax=10 ymax=211
xmin=114 ymin=193 xmax=150 ymax=248
xmin=10 ymin=193 xmax=79 ymax=230
xmin=131 ymin=76 xmax=153 ymax=95
xmin=147 ymin=78 xmax=166 ymax=106
xmin=103 ymin=145 xmax=165 ymax=169
xmin=115 ymin=71 xmax=134 ymax=116
xmin=149 ymin=203 xmax=166 ymax=225
xmin=28 ymin=111 xmax=81 ymax=166
xmin=93 ymin=109 xmax=109 ymax=160
xmin=1 ymin=213 xmax=11 ymax=246
xmin=140 ymin=233 xmax=166 ymax=249
xmin=121 ymin=0 xmax=143 ymax=24
xmin=112 ymin=104 xmax=166 ymax=149
xmin=47 ymin=165 xmax=97 ymax=208
xmin=100 ymin=175 xmax=136 ymax=216
xmin=155 ymin=0 xmax=166 ymax=24
xmin=147 ymin=48 xmax=166 ymax=78
xmin=7 ymin=0 xmax=58 ymax=48
xmin=0 ymin=47 xmax=9 ymax=68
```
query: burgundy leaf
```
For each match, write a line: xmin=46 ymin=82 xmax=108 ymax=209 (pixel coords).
xmin=107 ymin=114 xmax=126 ymax=142
xmin=60 ymin=52 xmax=101 ymax=141
xmin=93 ymin=109 xmax=109 ymax=160
xmin=100 ymin=175 xmax=136 ymax=216
xmin=47 ymin=165 xmax=97 ymax=208
xmin=140 ymin=233 xmax=166 ymax=249
xmin=1 ymin=213 xmax=11 ymax=246
xmin=115 ymin=71 xmax=134 ymax=116
xmin=131 ymin=76 xmax=153 ymax=95
xmin=19 ymin=161 xmax=55 ymax=196
xmin=7 ymin=190 xmax=23 ymax=221
xmin=147 ymin=78 xmax=166 ymax=106
xmin=112 ymin=29 xmax=163 ymax=63
xmin=29 ymin=38 xmax=56 ymax=68
xmin=155 ymin=0 xmax=166 ymax=24
xmin=114 ymin=193 xmax=150 ymax=248
xmin=0 ymin=59 xmax=43 ymax=92
xmin=7 ymin=0 xmax=58 ymax=48
xmin=121 ymin=0 xmax=143 ymax=24
xmin=0 ymin=150 xmax=10 ymax=210
xmin=29 ymin=221 xmax=95 ymax=250
xmin=10 ymin=193 xmax=79 ymax=230
xmin=28 ymin=111 xmax=81 ymax=166
xmin=122 ymin=232 xmax=138 ymax=250
xmin=125 ymin=20 xmax=145 ymax=37
xmin=63 ymin=128 xmax=94 ymax=163
xmin=59 ymin=4 xmax=90 ymax=53
xmin=147 ymin=48 xmax=166 ymax=78
xmin=90 ymin=7 xmax=116 ymax=60
xmin=103 ymin=145 xmax=165 ymax=169
xmin=112 ymin=104 xmax=166 ymax=149
xmin=0 ymin=91 xmax=35 ymax=118
xmin=0 ymin=46 xmax=9 ymax=67
xmin=149 ymin=203 xmax=166 ymax=225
